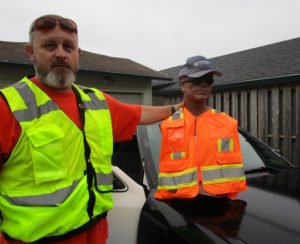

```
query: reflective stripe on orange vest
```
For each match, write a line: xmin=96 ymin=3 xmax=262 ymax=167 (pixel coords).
xmin=211 ymin=109 xmax=225 ymax=115
xmin=171 ymin=151 xmax=185 ymax=160
xmin=157 ymin=167 xmax=198 ymax=190
xmin=169 ymin=108 xmax=183 ymax=121
xmin=218 ymin=138 xmax=233 ymax=152
xmin=201 ymin=164 xmax=245 ymax=184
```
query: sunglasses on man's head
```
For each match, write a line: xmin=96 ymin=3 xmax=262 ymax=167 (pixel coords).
xmin=182 ymin=77 xmax=214 ymax=85
xmin=30 ymin=16 xmax=78 ymax=34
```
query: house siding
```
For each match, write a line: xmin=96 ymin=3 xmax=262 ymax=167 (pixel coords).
xmin=0 ymin=64 xmax=152 ymax=105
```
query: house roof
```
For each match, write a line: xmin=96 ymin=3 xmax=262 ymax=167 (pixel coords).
xmin=0 ymin=41 xmax=171 ymax=81
xmin=154 ymin=37 xmax=300 ymax=95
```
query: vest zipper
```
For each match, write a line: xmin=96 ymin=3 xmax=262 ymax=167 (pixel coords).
xmin=194 ymin=117 xmax=201 ymax=186
xmin=194 ymin=117 xmax=197 ymax=137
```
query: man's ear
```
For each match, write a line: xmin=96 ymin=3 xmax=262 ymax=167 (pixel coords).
xmin=180 ymin=83 xmax=186 ymax=93
xmin=25 ymin=44 xmax=34 ymax=62
xmin=179 ymin=77 xmax=186 ymax=93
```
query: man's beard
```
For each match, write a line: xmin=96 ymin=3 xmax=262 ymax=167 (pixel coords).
xmin=34 ymin=62 xmax=76 ymax=89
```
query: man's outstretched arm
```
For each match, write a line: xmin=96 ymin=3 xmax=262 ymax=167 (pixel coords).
xmin=139 ymin=102 xmax=183 ymax=125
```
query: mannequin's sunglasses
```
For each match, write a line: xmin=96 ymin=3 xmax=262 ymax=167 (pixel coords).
xmin=182 ymin=77 xmax=214 ymax=85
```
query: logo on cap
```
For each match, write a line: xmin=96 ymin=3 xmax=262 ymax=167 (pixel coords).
xmin=193 ymin=60 xmax=209 ymax=67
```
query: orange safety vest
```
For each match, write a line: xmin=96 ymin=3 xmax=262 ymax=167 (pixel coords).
xmin=154 ymin=107 xmax=247 ymax=199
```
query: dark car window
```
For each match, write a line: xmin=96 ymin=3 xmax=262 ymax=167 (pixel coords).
xmin=112 ymin=173 xmax=128 ymax=192
xmin=112 ymin=135 xmax=144 ymax=185
xmin=143 ymin=123 xmax=294 ymax=176
xmin=145 ymin=123 xmax=162 ymax=173
xmin=238 ymin=129 xmax=294 ymax=171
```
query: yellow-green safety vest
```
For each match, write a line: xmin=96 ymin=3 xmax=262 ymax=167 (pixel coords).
xmin=0 ymin=77 xmax=113 ymax=242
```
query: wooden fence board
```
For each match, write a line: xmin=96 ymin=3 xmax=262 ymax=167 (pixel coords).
xmin=258 ymin=89 xmax=268 ymax=142
xmin=271 ymin=88 xmax=280 ymax=149
xmin=282 ymin=87 xmax=292 ymax=161
xmin=216 ymin=93 xmax=222 ymax=111
xmin=208 ymin=95 xmax=213 ymax=107
xmin=296 ymin=85 xmax=300 ymax=166
xmin=250 ymin=89 xmax=258 ymax=137
xmin=231 ymin=91 xmax=238 ymax=121
xmin=223 ymin=92 xmax=230 ymax=114
xmin=240 ymin=91 xmax=248 ymax=130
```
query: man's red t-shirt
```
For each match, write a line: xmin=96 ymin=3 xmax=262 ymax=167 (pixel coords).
xmin=0 ymin=78 xmax=142 ymax=244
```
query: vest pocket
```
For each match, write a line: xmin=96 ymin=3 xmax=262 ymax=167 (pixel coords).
xmin=161 ymin=121 xmax=188 ymax=172
xmin=207 ymin=114 xmax=234 ymax=139
xmin=90 ymin=121 xmax=113 ymax=168
xmin=27 ymin=125 xmax=67 ymax=184
xmin=165 ymin=120 xmax=185 ymax=152
xmin=216 ymin=151 xmax=243 ymax=164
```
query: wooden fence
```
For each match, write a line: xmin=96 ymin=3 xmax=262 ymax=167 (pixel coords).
xmin=158 ymin=84 xmax=300 ymax=167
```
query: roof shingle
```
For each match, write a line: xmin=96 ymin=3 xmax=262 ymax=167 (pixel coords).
xmin=0 ymin=41 xmax=171 ymax=80
xmin=154 ymin=37 xmax=300 ymax=94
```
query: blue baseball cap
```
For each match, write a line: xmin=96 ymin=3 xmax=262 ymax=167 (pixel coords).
xmin=179 ymin=55 xmax=222 ymax=79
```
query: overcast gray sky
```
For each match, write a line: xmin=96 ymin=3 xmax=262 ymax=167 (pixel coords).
xmin=1 ymin=0 xmax=300 ymax=70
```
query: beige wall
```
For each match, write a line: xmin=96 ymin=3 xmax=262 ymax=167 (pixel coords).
xmin=77 ymin=72 xmax=152 ymax=105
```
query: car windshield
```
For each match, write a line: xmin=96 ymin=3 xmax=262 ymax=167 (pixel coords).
xmin=143 ymin=123 xmax=294 ymax=176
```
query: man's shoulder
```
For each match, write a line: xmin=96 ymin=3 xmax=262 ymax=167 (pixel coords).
xmin=209 ymin=109 xmax=237 ymax=125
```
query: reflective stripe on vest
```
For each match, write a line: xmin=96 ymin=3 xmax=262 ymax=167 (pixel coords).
xmin=95 ymin=172 xmax=113 ymax=188
xmin=3 ymin=172 xmax=113 ymax=206
xmin=157 ymin=167 xmax=198 ymax=190
xmin=83 ymin=93 xmax=108 ymax=111
xmin=12 ymin=82 xmax=108 ymax=122
xmin=169 ymin=108 xmax=183 ymax=120
xmin=201 ymin=164 xmax=245 ymax=184
xmin=4 ymin=180 xmax=80 ymax=206
xmin=171 ymin=151 xmax=185 ymax=160
xmin=211 ymin=109 xmax=225 ymax=114
xmin=13 ymin=82 xmax=59 ymax=122
xmin=218 ymin=138 xmax=233 ymax=152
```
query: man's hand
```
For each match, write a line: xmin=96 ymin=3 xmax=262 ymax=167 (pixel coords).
xmin=139 ymin=102 xmax=183 ymax=125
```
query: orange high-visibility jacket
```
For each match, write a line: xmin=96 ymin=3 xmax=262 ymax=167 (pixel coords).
xmin=154 ymin=107 xmax=247 ymax=199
